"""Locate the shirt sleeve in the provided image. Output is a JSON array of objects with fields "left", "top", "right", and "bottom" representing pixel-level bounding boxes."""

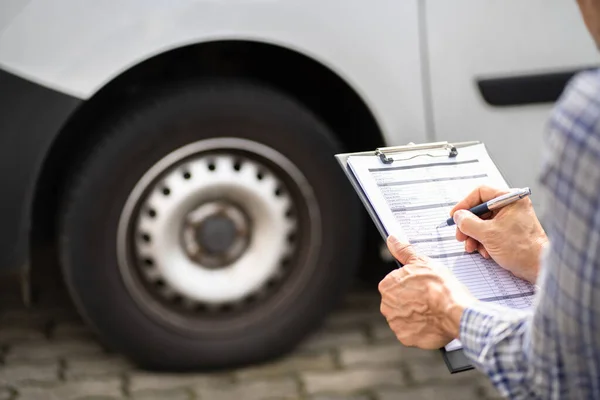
[{"left": 458, "top": 70, "right": 600, "bottom": 400}]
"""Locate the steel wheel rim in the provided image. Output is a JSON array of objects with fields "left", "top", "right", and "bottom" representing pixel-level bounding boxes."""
[{"left": 117, "top": 138, "right": 321, "bottom": 333}]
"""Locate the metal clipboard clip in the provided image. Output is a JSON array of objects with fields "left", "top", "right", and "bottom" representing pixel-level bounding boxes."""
[{"left": 374, "top": 141, "right": 480, "bottom": 164}]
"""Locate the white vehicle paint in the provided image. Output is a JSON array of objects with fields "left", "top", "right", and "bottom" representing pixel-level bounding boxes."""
[
  {"left": 425, "top": 0, "right": 598, "bottom": 212},
  {"left": 1, "top": 0, "right": 595, "bottom": 211},
  {"left": 0, "top": 0, "right": 427, "bottom": 147}
]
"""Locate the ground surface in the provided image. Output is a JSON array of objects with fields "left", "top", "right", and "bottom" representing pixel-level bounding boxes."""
[{"left": 0, "top": 269, "right": 503, "bottom": 400}]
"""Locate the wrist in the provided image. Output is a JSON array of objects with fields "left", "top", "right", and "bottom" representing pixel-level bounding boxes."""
[
  {"left": 441, "top": 294, "right": 476, "bottom": 339},
  {"left": 528, "top": 234, "right": 549, "bottom": 283}
]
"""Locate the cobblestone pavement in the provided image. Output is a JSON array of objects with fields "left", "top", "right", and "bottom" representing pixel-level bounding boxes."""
[{"left": 0, "top": 274, "right": 502, "bottom": 400}]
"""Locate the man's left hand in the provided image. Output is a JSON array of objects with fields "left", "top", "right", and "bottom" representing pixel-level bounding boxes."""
[{"left": 378, "top": 236, "right": 477, "bottom": 349}]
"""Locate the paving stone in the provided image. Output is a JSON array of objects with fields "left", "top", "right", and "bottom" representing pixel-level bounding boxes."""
[
  {"left": 5, "top": 339, "right": 103, "bottom": 362},
  {"left": 369, "top": 323, "right": 398, "bottom": 342},
  {"left": 310, "top": 394, "right": 371, "bottom": 400},
  {"left": 195, "top": 378, "right": 299, "bottom": 400},
  {"left": 129, "top": 372, "right": 229, "bottom": 394},
  {"left": 325, "top": 310, "right": 386, "bottom": 330},
  {"left": 302, "top": 368, "right": 404, "bottom": 395},
  {"left": 375, "top": 385, "right": 481, "bottom": 400},
  {"left": 0, "top": 285, "right": 492, "bottom": 400},
  {"left": 130, "top": 389, "right": 190, "bottom": 400},
  {"left": 0, "top": 327, "right": 45, "bottom": 344},
  {"left": 479, "top": 377, "right": 504, "bottom": 399},
  {"left": 0, "top": 362, "right": 58, "bottom": 385},
  {"left": 17, "top": 378, "right": 122, "bottom": 400},
  {"left": 65, "top": 356, "right": 133, "bottom": 379},
  {"left": 340, "top": 343, "right": 438, "bottom": 367},
  {"left": 235, "top": 352, "right": 335, "bottom": 380},
  {"left": 408, "top": 361, "right": 481, "bottom": 384},
  {"left": 299, "top": 329, "right": 368, "bottom": 352},
  {"left": 61, "top": 397, "right": 121, "bottom": 400},
  {"left": 0, "top": 387, "right": 12, "bottom": 400}
]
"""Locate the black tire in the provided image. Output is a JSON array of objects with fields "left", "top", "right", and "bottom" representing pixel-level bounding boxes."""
[
  {"left": 357, "top": 221, "right": 395, "bottom": 285},
  {"left": 58, "top": 79, "right": 363, "bottom": 370}
]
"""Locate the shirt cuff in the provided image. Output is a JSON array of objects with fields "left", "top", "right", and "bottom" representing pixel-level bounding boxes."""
[{"left": 458, "top": 301, "right": 528, "bottom": 366}]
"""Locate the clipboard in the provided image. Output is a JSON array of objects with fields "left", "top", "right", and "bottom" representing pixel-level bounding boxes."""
[{"left": 335, "top": 141, "right": 481, "bottom": 374}]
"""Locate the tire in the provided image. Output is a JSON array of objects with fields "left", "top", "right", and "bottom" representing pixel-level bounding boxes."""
[
  {"left": 357, "top": 221, "right": 395, "bottom": 284},
  {"left": 58, "top": 79, "right": 363, "bottom": 370}
]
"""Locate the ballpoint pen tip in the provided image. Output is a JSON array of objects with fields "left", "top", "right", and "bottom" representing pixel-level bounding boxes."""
[{"left": 436, "top": 222, "right": 447, "bottom": 229}]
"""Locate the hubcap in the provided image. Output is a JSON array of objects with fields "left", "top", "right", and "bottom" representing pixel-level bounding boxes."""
[
  {"left": 181, "top": 201, "right": 250, "bottom": 268},
  {"left": 117, "top": 138, "right": 321, "bottom": 329}
]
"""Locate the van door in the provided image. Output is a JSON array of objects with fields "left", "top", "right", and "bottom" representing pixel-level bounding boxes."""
[{"left": 424, "top": 0, "right": 598, "bottom": 213}]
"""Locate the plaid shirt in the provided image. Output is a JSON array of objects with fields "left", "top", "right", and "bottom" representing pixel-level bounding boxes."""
[{"left": 459, "top": 69, "right": 600, "bottom": 399}]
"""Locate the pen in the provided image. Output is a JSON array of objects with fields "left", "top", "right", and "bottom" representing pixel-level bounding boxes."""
[{"left": 436, "top": 187, "right": 532, "bottom": 228}]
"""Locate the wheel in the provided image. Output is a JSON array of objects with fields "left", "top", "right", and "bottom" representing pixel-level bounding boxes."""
[
  {"left": 357, "top": 222, "right": 396, "bottom": 285},
  {"left": 58, "top": 79, "right": 363, "bottom": 370}
]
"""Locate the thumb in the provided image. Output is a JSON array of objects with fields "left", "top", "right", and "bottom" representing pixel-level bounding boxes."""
[
  {"left": 453, "top": 210, "right": 489, "bottom": 242},
  {"left": 387, "top": 235, "right": 419, "bottom": 265}
]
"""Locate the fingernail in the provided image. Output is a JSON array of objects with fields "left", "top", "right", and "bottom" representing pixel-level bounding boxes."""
[
  {"left": 387, "top": 235, "right": 399, "bottom": 245},
  {"left": 453, "top": 210, "right": 465, "bottom": 225}
]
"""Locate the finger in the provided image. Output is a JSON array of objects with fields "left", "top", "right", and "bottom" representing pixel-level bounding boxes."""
[
  {"left": 450, "top": 186, "right": 510, "bottom": 216},
  {"left": 386, "top": 235, "right": 420, "bottom": 265},
  {"left": 453, "top": 210, "right": 490, "bottom": 243},
  {"left": 477, "top": 243, "right": 490, "bottom": 259},
  {"left": 465, "top": 237, "right": 479, "bottom": 253},
  {"left": 377, "top": 268, "right": 406, "bottom": 292},
  {"left": 455, "top": 229, "right": 468, "bottom": 242},
  {"left": 380, "top": 301, "right": 394, "bottom": 319}
]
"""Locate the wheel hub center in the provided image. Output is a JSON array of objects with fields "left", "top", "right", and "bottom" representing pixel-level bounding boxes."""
[
  {"left": 197, "top": 215, "right": 237, "bottom": 254},
  {"left": 182, "top": 201, "right": 250, "bottom": 269}
]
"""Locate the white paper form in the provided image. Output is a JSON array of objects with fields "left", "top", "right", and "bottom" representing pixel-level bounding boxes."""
[{"left": 347, "top": 144, "right": 535, "bottom": 352}]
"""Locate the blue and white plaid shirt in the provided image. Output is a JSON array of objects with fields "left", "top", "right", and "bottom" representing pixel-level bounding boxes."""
[{"left": 459, "top": 69, "right": 600, "bottom": 399}]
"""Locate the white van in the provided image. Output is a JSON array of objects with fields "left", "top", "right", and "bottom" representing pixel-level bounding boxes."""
[{"left": 0, "top": 0, "right": 595, "bottom": 369}]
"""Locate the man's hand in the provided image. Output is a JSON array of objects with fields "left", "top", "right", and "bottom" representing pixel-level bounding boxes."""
[
  {"left": 379, "top": 236, "right": 476, "bottom": 349},
  {"left": 450, "top": 185, "right": 548, "bottom": 284}
]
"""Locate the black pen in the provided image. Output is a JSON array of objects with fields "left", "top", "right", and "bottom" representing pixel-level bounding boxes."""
[{"left": 436, "top": 187, "right": 531, "bottom": 228}]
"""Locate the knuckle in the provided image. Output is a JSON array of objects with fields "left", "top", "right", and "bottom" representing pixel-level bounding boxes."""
[
  {"left": 380, "top": 303, "right": 387, "bottom": 316},
  {"left": 486, "top": 228, "right": 500, "bottom": 242},
  {"left": 521, "top": 197, "right": 534, "bottom": 209},
  {"left": 415, "top": 255, "right": 430, "bottom": 264},
  {"left": 395, "top": 242, "right": 413, "bottom": 255},
  {"left": 378, "top": 273, "right": 395, "bottom": 291},
  {"left": 393, "top": 266, "right": 409, "bottom": 277}
]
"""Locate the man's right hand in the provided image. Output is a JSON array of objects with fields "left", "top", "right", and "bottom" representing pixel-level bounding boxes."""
[{"left": 450, "top": 185, "right": 549, "bottom": 284}]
